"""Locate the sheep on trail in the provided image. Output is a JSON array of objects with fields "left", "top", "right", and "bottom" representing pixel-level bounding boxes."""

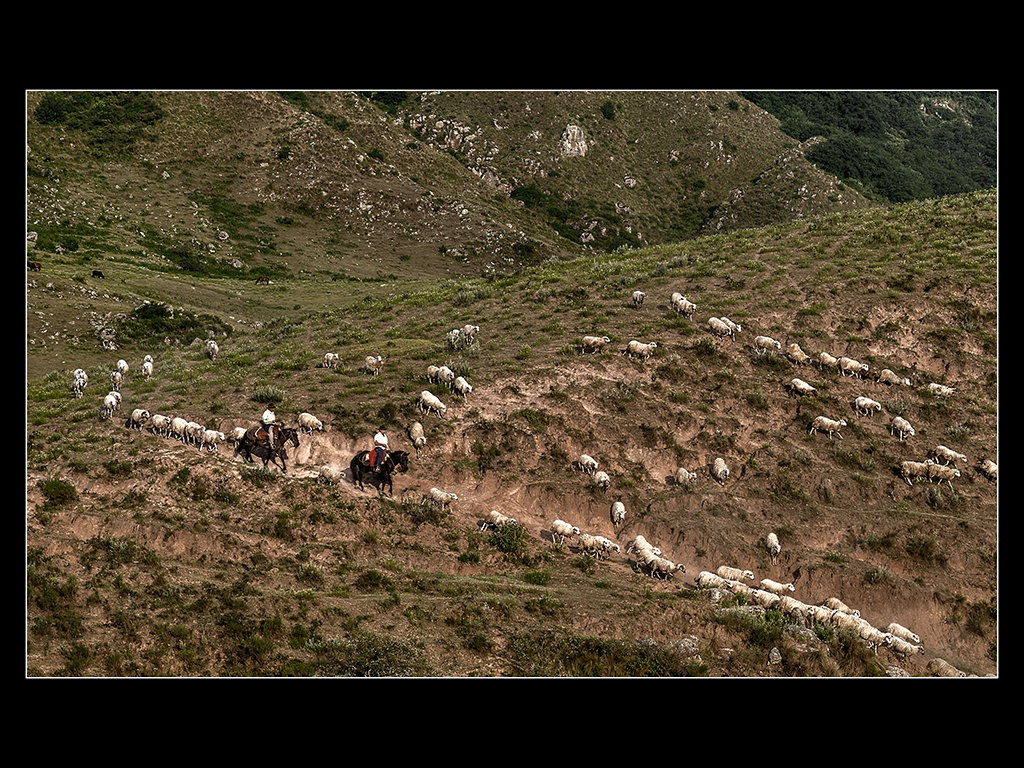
[
  {"left": 899, "top": 460, "right": 932, "bottom": 486},
  {"left": 318, "top": 466, "right": 344, "bottom": 487},
  {"left": 116, "top": 359, "right": 129, "bottom": 378},
  {"left": 670, "top": 293, "right": 697, "bottom": 318},
  {"left": 436, "top": 366, "right": 455, "bottom": 389},
  {"left": 228, "top": 427, "right": 248, "bottom": 444},
  {"left": 101, "top": 391, "right": 122, "bottom": 418},
  {"left": 853, "top": 396, "right": 882, "bottom": 417},
  {"left": 720, "top": 317, "right": 741, "bottom": 336},
  {"left": 580, "top": 335, "right": 612, "bottom": 354},
  {"left": 876, "top": 369, "right": 910, "bottom": 386},
  {"left": 627, "top": 535, "right": 660, "bottom": 556},
  {"left": 575, "top": 454, "right": 599, "bottom": 475},
  {"left": 786, "top": 378, "right": 817, "bottom": 398},
  {"left": 611, "top": 501, "right": 626, "bottom": 527},
  {"left": 809, "top": 415, "right": 847, "bottom": 440},
  {"left": 696, "top": 571, "right": 728, "bottom": 590},
  {"left": 623, "top": 340, "right": 658, "bottom": 361},
  {"left": 631, "top": 290, "right": 646, "bottom": 310},
  {"left": 717, "top": 566, "right": 755, "bottom": 582},
  {"left": 453, "top": 376, "right": 473, "bottom": 401},
  {"left": 72, "top": 371, "right": 88, "bottom": 398},
  {"left": 170, "top": 417, "right": 190, "bottom": 442},
  {"left": 418, "top": 391, "right": 447, "bottom": 418},
  {"left": 926, "top": 658, "right": 966, "bottom": 678},
  {"left": 423, "top": 487, "right": 457, "bottom": 512},
  {"left": 142, "top": 360, "right": 154, "bottom": 379},
  {"left": 550, "top": 519, "right": 580, "bottom": 546},
  {"left": 929, "top": 445, "right": 967, "bottom": 468},
  {"left": 925, "top": 461, "right": 961, "bottom": 490},
  {"left": 824, "top": 597, "right": 860, "bottom": 617},
  {"left": 200, "top": 430, "right": 226, "bottom": 452},
  {"left": 592, "top": 470, "right": 611, "bottom": 491},
  {"left": 753, "top": 335, "right": 782, "bottom": 356},
  {"left": 765, "top": 532, "right": 781, "bottom": 566},
  {"left": 817, "top": 352, "right": 840, "bottom": 371},
  {"left": 127, "top": 408, "right": 150, "bottom": 431},
  {"left": 480, "top": 510, "right": 518, "bottom": 531},
  {"left": 673, "top": 467, "right": 697, "bottom": 486},
  {"left": 786, "top": 343, "right": 811, "bottom": 366},
  {"left": 408, "top": 422, "right": 427, "bottom": 457},
  {"left": 888, "top": 636, "right": 926, "bottom": 660},
  {"left": 760, "top": 578, "right": 795, "bottom": 595},
  {"left": 426, "top": 365, "right": 441, "bottom": 384},
  {"left": 648, "top": 555, "right": 684, "bottom": 581},
  {"left": 926, "top": 382, "right": 957, "bottom": 397},
  {"left": 885, "top": 623, "right": 921, "bottom": 645},
  {"left": 890, "top": 416, "right": 915, "bottom": 441},
  {"left": 980, "top": 458, "right": 998, "bottom": 482},
  {"left": 150, "top": 414, "right": 173, "bottom": 437},
  {"left": 207, "top": 340, "right": 219, "bottom": 361},
  {"left": 711, "top": 457, "right": 729, "bottom": 486},
  {"left": 708, "top": 317, "right": 734, "bottom": 340},
  {"left": 297, "top": 412, "right": 324, "bottom": 435},
  {"left": 109, "top": 370, "right": 123, "bottom": 392},
  {"left": 838, "top": 356, "right": 869, "bottom": 378}
]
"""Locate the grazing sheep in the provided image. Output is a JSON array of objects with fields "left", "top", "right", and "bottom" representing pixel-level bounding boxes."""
[
  {"left": 207, "top": 340, "right": 219, "bottom": 361},
  {"left": 592, "top": 470, "right": 611, "bottom": 491},
  {"left": 297, "top": 412, "right": 324, "bottom": 435},
  {"left": 580, "top": 335, "right": 612, "bottom": 354},
  {"left": 753, "top": 335, "right": 782, "bottom": 356},
  {"left": 627, "top": 535, "right": 660, "bottom": 556},
  {"left": 711, "top": 457, "right": 729, "bottom": 486},
  {"left": 426, "top": 365, "right": 441, "bottom": 384},
  {"left": 888, "top": 636, "right": 926, "bottom": 660},
  {"left": 853, "top": 396, "right": 883, "bottom": 417},
  {"left": 200, "top": 430, "right": 226, "bottom": 452},
  {"left": 550, "top": 519, "right": 580, "bottom": 546},
  {"left": 817, "top": 352, "right": 840, "bottom": 372},
  {"left": 363, "top": 355, "right": 385, "bottom": 376},
  {"left": 127, "top": 408, "right": 150, "bottom": 431},
  {"left": 876, "top": 368, "right": 910, "bottom": 386},
  {"left": 323, "top": 352, "right": 340, "bottom": 369},
  {"left": 424, "top": 487, "right": 457, "bottom": 512},
  {"left": 611, "top": 501, "right": 626, "bottom": 527},
  {"left": 765, "top": 532, "right": 781, "bottom": 566},
  {"left": 885, "top": 623, "right": 921, "bottom": 645},
  {"left": 418, "top": 390, "right": 447, "bottom": 418},
  {"left": 899, "top": 460, "right": 932, "bottom": 486},
  {"left": 760, "top": 578, "right": 795, "bottom": 595},
  {"left": 926, "top": 382, "right": 957, "bottom": 397},
  {"left": 786, "top": 378, "right": 817, "bottom": 398},
  {"left": 318, "top": 466, "right": 344, "bottom": 487},
  {"left": 890, "top": 416, "right": 915, "bottom": 441},
  {"left": 809, "top": 415, "right": 847, "bottom": 440},
  {"left": 631, "top": 290, "right": 646, "bottom": 309},
  {"left": 980, "top": 458, "right": 998, "bottom": 482},
  {"left": 696, "top": 571, "right": 728, "bottom": 590},
  {"left": 717, "top": 566, "right": 755, "bottom": 582},
  {"left": 453, "top": 376, "right": 473, "bottom": 401},
  {"left": 929, "top": 445, "right": 967, "bottom": 468},
  {"left": 408, "top": 422, "right": 427, "bottom": 457},
  {"left": 109, "top": 370, "right": 123, "bottom": 392},
  {"left": 623, "top": 340, "right": 658, "bottom": 361},
  {"left": 480, "top": 510, "right": 518, "bottom": 531},
  {"left": 436, "top": 366, "right": 455, "bottom": 389},
  {"left": 708, "top": 317, "right": 734, "bottom": 339},
  {"left": 670, "top": 292, "right": 697, "bottom": 318},
  {"left": 575, "top": 454, "right": 599, "bottom": 475},
  {"left": 926, "top": 658, "right": 966, "bottom": 678},
  {"left": 786, "top": 342, "right": 811, "bottom": 366},
  {"left": 101, "top": 393, "right": 121, "bottom": 419},
  {"left": 824, "top": 597, "right": 860, "bottom": 618},
  {"left": 150, "top": 414, "right": 173, "bottom": 437},
  {"left": 720, "top": 317, "right": 741, "bottom": 336},
  {"left": 838, "top": 357, "right": 869, "bottom": 378},
  {"left": 673, "top": 467, "right": 697, "bottom": 486},
  {"left": 925, "top": 461, "right": 961, "bottom": 490},
  {"left": 142, "top": 360, "right": 154, "bottom": 379},
  {"left": 460, "top": 325, "right": 480, "bottom": 344}
]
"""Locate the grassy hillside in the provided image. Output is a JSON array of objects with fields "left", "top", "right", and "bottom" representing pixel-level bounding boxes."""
[{"left": 26, "top": 92, "right": 998, "bottom": 678}]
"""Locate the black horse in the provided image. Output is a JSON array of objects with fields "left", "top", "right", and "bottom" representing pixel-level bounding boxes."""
[
  {"left": 350, "top": 450, "right": 410, "bottom": 496},
  {"left": 238, "top": 425, "right": 300, "bottom": 473}
]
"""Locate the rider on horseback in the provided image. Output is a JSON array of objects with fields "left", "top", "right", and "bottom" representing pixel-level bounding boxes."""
[
  {"left": 372, "top": 426, "right": 389, "bottom": 473},
  {"left": 261, "top": 403, "right": 277, "bottom": 449}
]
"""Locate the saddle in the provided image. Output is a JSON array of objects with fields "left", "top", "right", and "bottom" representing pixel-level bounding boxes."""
[{"left": 255, "top": 424, "right": 279, "bottom": 443}]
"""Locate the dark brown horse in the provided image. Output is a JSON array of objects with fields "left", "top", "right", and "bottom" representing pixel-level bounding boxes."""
[
  {"left": 349, "top": 450, "right": 409, "bottom": 496},
  {"left": 238, "top": 424, "right": 300, "bottom": 473}
]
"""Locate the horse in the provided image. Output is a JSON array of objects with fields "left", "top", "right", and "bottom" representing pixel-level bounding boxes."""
[
  {"left": 349, "top": 450, "right": 410, "bottom": 496},
  {"left": 238, "top": 424, "right": 300, "bottom": 473}
]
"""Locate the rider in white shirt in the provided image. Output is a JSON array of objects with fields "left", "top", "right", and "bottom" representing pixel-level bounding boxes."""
[
  {"left": 261, "top": 404, "right": 277, "bottom": 448},
  {"left": 373, "top": 426, "right": 389, "bottom": 473}
]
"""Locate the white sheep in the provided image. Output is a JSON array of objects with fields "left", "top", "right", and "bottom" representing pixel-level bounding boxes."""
[
  {"left": 670, "top": 292, "right": 697, "bottom": 318},
  {"left": 418, "top": 390, "right": 447, "bottom": 418},
  {"left": 824, "top": 597, "right": 860, "bottom": 618},
  {"left": 101, "top": 392, "right": 121, "bottom": 419},
  {"left": 888, "top": 636, "right": 926, "bottom": 660},
  {"left": 424, "top": 487, "right": 458, "bottom": 512},
  {"left": 806, "top": 605, "right": 836, "bottom": 624},
  {"left": 594, "top": 535, "right": 620, "bottom": 557},
  {"left": 453, "top": 376, "right": 473, "bottom": 401},
  {"left": 436, "top": 366, "right": 455, "bottom": 388},
  {"left": 623, "top": 340, "right": 658, "bottom": 361},
  {"left": 116, "top": 359, "right": 129, "bottom": 378},
  {"left": 142, "top": 360, "right": 154, "bottom": 379},
  {"left": 759, "top": 578, "right": 796, "bottom": 595},
  {"left": 577, "top": 533, "right": 602, "bottom": 558},
  {"left": 631, "top": 290, "right": 646, "bottom": 309},
  {"left": 575, "top": 454, "right": 599, "bottom": 475},
  {"left": 838, "top": 356, "right": 869, "bottom": 378},
  {"left": 318, "top": 466, "right": 344, "bottom": 487},
  {"left": 723, "top": 579, "right": 755, "bottom": 598},
  {"left": 127, "top": 408, "right": 150, "bottom": 431},
  {"left": 750, "top": 588, "right": 781, "bottom": 609},
  {"left": 592, "top": 470, "right": 611, "bottom": 491},
  {"left": 876, "top": 368, "right": 910, "bottom": 386},
  {"left": 721, "top": 317, "right": 741, "bottom": 336},
  {"left": 72, "top": 371, "right": 89, "bottom": 398},
  {"left": 929, "top": 445, "right": 967, "bottom": 468},
  {"left": 710, "top": 457, "right": 730, "bottom": 486},
  {"left": 480, "top": 510, "right": 518, "bottom": 531},
  {"left": 925, "top": 461, "right": 961, "bottom": 490},
  {"left": 926, "top": 657, "right": 966, "bottom": 678},
  {"left": 297, "top": 412, "right": 324, "bottom": 434},
  {"left": 853, "top": 396, "right": 882, "bottom": 417},
  {"left": 426, "top": 365, "right": 441, "bottom": 384},
  {"left": 786, "top": 342, "right": 811, "bottom": 366},
  {"left": 550, "top": 519, "right": 581, "bottom": 546},
  {"left": 753, "top": 335, "right": 782, "bottom": 355},
  {"left": 885, "top": 622, "right": 921, "bottom": 645},
  {"left": 817, "top": 352, "right": 840, "bottom": 371},
  {"left": 170, "top": 417, "right": 190, "bottom": 442},
  {"left": 899, "top": 460, "right": 932, "bottom": 486},
  {"left": 150, "top": 414, "right": 173, "bottom": 437},
  {"left": 580, "top": 335, "right": 612, "bottom": 354},
  {"left": 980, "top": 458, "right": 998, "bottom": 482},
  {"left": 109, "top": 370, "right": 123, "bottom": 392},
  {"left": 363, "top": 355, "right": 384, "bottom": 376},
  {"left": 648, "top": 555, "right": 684, "bottom": 581},
  {"left": 926, "top": 382, "right": 957, "bottom": 397},
  {"left": 809, "top": 415, "right": 847, "bottom": 440},
  {"left": 207, "top": 340, "right": 219, "bottom": 361},
  {"left": 627, "top": 535, "right": 660, "bottom": 556},
  {"left": 890, "top": 416, "right": 915, "bottom": 441},
  {"left": 777, "top": 595, "right": 813, "bottom": 620},
  {"left": 611, "top": 501, "right": 626, "bottom": 526},
  {"left": 828, "top": 609, "right": 863, "bottom": 631},
  {"left": 857, "top": 623, "right": 894, "bottom": 654},
  {"left": 717, "top": 566, "right": 755, "bottom": 582},
  {"left": 695, "top": 571, "right": 728, "bottom": 590},
  {"left": 408, "top": 422, "right": 427, "bottom": 457},
  {"left": 185, "top": 421, "right": 206, "bottom": 446},
  {"left": 323, "top": 352, "right": 340, "bottom": 369},
  {"left": 673, "top": 467, "right": 697, "bottom": 486},
  {"left": 460, "top": 324, "right": 480, "bottom": 344},
  {"left": 765, "top": 532, "right": 781, "bottom": 566},
  {"left": 228, "top": 426, "right": 248, "bottom": 444},
  {"left": 143, "top": 355, "right": 153, "bottom": 365},
  {"left": 708, "top": 317, "right": 734, "bottom": 339},
  {"left": 787, "top": 378, "right": 817, "bottom": 398},
  {"left": 200, "top": 429, "right": 226, "bottom": 452}
]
